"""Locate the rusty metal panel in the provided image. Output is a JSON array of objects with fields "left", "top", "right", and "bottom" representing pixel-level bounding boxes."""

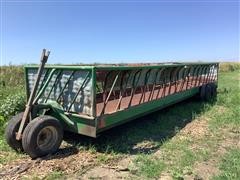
[{"left": 95, "top": 63, "right": 219, "bottom": 117}]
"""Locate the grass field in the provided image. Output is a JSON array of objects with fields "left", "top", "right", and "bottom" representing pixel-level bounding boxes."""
[{"left": 0, "top": 63, "right": 239, "bottom": 179}]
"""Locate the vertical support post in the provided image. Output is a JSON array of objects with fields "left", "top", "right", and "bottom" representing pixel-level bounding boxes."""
[
  {"left": 139, "top": 69, "right": 151, "bottom": 104},
  {"left": 198, "top": 66, "right": 205, "bottom": 86},
  {"left": 115, "top": 71, "right": 131, "bottom": 111},
  {"left": 101, "top": 72, "right": 120, "bottom": 115},
  {"left": 199, "top": 66, "right": 206, "bottom": 86},
  {"left": 156, "top": 68, "right": 166, "bottom": 99},
  {"left": 92, "top": 67, "right": 96, "bottom": 118},
  {"left": 194, "top": 66, "right": 201, "bottom": 87},
  {"left": 128, "top": 70, "right": 142, "bottom": 108},
  {"left": 216, "top": 63, "right": 219, "bottom": 86},
  {"left": 149, "top": 68, "right": 161, "bottom": 101}
]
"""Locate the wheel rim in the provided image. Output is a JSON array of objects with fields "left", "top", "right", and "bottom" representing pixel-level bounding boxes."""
[{"left": 37, "top": 126, "right": 58, "bottom": 150}]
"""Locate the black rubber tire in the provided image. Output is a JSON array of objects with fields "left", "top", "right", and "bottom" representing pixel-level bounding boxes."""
[
  {"left": 200, "top": 84, "right": 207, "bottom": 100},
  {"left": 200, "top": 83, "right": 215, "bottom": 101},
  {"left": 22, "top": 115, "right": 63, "bottom": 159},
  {"left": 204, "top": 84, "right": 212, "bottom": 101},
  {"left": 209, "top": 83, "right": 217, "bottom": 98},
  {"left": 5, "top": 112, "right": 24, "bottom": 151}
]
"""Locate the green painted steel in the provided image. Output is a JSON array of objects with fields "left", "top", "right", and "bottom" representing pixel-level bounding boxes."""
[
  {"left": 36, "top": 100, "right": 97, "bottom": 137},
  {"left": 94, "top": 62, "right": 218, "bottom": 71},
  {"left": 25, "top": 62, "right": 218, "bottom": 71},
  {"left": 24, "top": 65, "right": 94, "bottom": 70}
]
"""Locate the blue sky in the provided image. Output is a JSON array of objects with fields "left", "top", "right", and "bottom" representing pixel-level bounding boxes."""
[{"left": 0, "top": 0, "right": 239, "bottom": 65}]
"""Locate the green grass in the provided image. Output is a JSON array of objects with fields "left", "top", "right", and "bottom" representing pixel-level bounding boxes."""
[
  {"left": 212, "top": 149, "right": 240, "bottom": 180},
  {"left": 134, "top": 154, "right": 165, "bottom": 178},
  {"left": 45, "top": 171, "right": 64, "bottom": 180},
  {"left": 0, "top": 66, "right": 26, "bottom": 164},
  {"left": 219, "top": 62, "right": 240, "bottom": 72}
]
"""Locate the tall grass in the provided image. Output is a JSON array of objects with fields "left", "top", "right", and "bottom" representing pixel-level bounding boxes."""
[
  {"left": 219, "top": 62, "right": 240, "bottom": 72},
  {"left": 0, "top": 65, "right": 25, "bottom": 118}
]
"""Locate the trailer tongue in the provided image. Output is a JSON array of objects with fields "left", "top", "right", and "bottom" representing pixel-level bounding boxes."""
[
  {"left": 16, "top": 49, "right": 50, "bottom": 140},
  {"left": 5, "top": 50, "right": 219, "bottom": 158}
]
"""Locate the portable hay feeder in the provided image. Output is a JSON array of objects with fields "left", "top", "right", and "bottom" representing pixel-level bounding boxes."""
[{"left": 5, "top": 49, "right": 219, "bottom": 158}]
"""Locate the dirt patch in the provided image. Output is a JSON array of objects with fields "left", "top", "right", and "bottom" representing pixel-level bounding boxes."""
[
  {"left": 0, "top": 144, "right": 129, "bottom": 179},
  {"left": 78, "top": 157, "right": 135, "bottom": 180},
  {"left": 0, "top": 144, "right": 97, "bottom": 179},
  {"left": 132, "top": 140, "right": 158, "bottom": 154},
  {"left": 179, "top": 117, "right": 209, "bottom": 139},
  {"left": 159, "top": 173, "right": 173, "bottom": 180},
  {"left": 191, "top": 160, "right": 220, "bottom": 180},
  {"left": 81, "top": 166, "right": 129, "bottom": 180}
]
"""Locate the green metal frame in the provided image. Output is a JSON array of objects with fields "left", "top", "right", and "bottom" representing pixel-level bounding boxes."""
[{"left": 24, "top": 62, "right": 219, "bottom": 138}]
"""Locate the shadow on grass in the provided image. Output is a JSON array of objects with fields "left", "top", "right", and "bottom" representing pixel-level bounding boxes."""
[{"left": 63, "top": 97, "right": 216, "bottom": 156}]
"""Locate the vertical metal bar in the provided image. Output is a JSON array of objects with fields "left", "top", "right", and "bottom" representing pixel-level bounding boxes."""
[
  {"left": 128, "top": 70, "right": 142, "bottom": 108},
  {"left": 214, "top": 64, "right": 218, "bottom": 82},
  {"left": 216, "top": 63, "right": 219, "bottom": 85},
  {"left": 209, "top": 65, "right": 213, "bottom": 83},
  {"left": 204, "top": 66, "right": 209, "bottom": 84},
  {"left": 203, "top": 66, "right": 208, "bottom": 84},
  {"left": 162, "top": 68, "right": 171, "bottom": 98},
  {"left": 198, "top": 66, "right": 205, "bottom": 86},
  {"left": 92, "top": 67, "right": 97, "bottom": 118},
  {"left": 206, "top": 65, "right": 213, "bottom": 83},
  {"left": 179, "top": 66, "right": 188, "bottom": 92},
  {"left": 167, "top": 68, "right": 173, "bottom": 95},
  {"left": 185, "top": 66, "right": 192, "bottom": 90},
  {"left": 149, "top": 68, "right": 161, "bottom": 101},
  {"left": 115, "top": 71, "right": 131, "bottom": 111},
  {"left": 101, "top": 72, "right": 120, "bottom": 115},
  {"left": 192, "top": 66, "right": 197, "bottom": 87},
  {"left": 188, "top": 66, "right": 195, "bottom": 89},
  {"left": 209, "top": 65, "right": 214, "bottom": 82},
  {"left": 210, "top": 64, "right": 216, "bottom": 82},
  {"left": 176, "top": 67, "right": 184, "bottom": 92},
  {"left": 67, "top": 71, "right": 90, "bottom": 112},
  {"left": 102, "top": 71, "right": 113, "bottom": 103},
  {"left": 156, "top": 68, "right": 166, "bottom": 99},
  {"left": 174, "top": 66, "right": 181, "bottom": 92},
  {"left": 174, "top": 66, "right": 182, "bottom": 93},
  {"left": 115, "top": 71, "right": 125, "bottom": 111},
  {"left": 194, "top": 66, "right": 201, "bottom": 87},
  {"left": 139, "top": 69, "right": 151, "bottom": 104},
  {"left": 168, "top": 67, "right": 177, "bottom": 95},
  {"left": 199, "top": 66, "right": 206, "bottom": 86}
]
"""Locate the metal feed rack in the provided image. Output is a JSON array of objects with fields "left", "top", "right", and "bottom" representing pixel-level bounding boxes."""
[{"left": 5, "top": 50, "right": 219, "bottom": 158}]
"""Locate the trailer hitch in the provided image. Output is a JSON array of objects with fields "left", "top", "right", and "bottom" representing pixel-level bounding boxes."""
[{"left": 16, "top": 49, "right": 50, "bottom": 140}]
